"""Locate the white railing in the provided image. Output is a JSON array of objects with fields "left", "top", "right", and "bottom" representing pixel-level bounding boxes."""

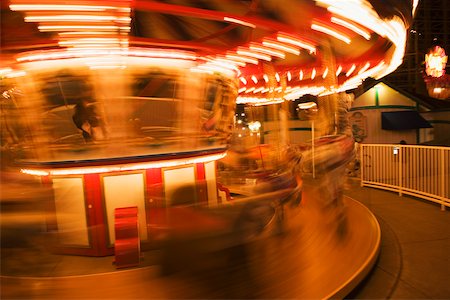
[{"left": 360, "top": 144, "right": 450, "bottom": 210}]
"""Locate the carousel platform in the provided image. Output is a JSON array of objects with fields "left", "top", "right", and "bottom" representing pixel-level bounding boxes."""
[{"left": 1, "top": 177, "right": 386, "bottom": 299}]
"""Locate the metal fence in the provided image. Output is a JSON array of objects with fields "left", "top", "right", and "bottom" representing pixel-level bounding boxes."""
[{"left": 360, "top": 144, "right": 450, "bottom": 210}]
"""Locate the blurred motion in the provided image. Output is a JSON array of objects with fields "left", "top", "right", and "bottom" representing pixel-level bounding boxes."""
[
  {"left": 0, "top": 150, "right": 54, "bottom": 277},
  {"left": 1, "top": 66, "right": 236, "bottom": 163},
  {"left": 0, "top": 0, "right": 421, "bottom": 297}
]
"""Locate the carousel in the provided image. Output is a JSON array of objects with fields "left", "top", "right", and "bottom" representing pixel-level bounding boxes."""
[{"left": 1, "top": 0, "right": 417, "bottom": 294}]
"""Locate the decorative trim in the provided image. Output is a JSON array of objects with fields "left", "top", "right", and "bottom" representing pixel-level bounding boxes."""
[
  {"left": 21, "top": 151, "right": 226, "bottom": 176},
  {"left": 19, "top": 147, "right": 227, "bottom": 168},
  {"left": 350, "top": 105, "right": 416, "bottom": 111}
]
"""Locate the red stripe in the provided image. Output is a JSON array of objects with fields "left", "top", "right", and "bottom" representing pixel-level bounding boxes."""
[
  {"left": 145, "top": 168, "right": 166, "bottom": 239},
  {"left": 84, "top": 173, "right": 111, "bottom": 256},
  {"left": 196, "top": 163, "right": 208, "bottom": 205}
]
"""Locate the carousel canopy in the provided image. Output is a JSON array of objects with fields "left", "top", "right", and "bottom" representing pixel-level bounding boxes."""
[{"left": 1, "top": 0, "right": 418, "bottom": 104}]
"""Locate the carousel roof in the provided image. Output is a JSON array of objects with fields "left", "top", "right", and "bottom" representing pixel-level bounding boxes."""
[{"left": 1, "top": 0, "right": 418, "bottom": 104}]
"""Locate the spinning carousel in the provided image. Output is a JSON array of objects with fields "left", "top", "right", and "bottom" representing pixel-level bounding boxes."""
[{"left": 1, "top": 0, "right": 416, "bottom": 263}]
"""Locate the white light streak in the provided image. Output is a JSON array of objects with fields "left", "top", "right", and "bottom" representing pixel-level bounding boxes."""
[
  {"left": 331, "top": 16, "right": 371, "bottom": 40},
  {"left": 284, "top": 86, "right": 326, "bottom": 100},
  {"left": 226, "top": 54, "right": 259, "bottom": 65},
  {"left": 262, "top": 40, "right": 300, "bottom": 55},
  {"left": 0, "top": 68, "right": 13, "bottom": 76},
  {"left": 59, "top": 38, "right": 128, "bottom": 46},
  {"left": 236, "top": 96, "right": 284, "bottom": 105},
  {"left": 59, "top": 31, "right": 119, "bottom": 36},
  {"left": 322, "top": 67, "right": 328, "bottom": 78},
  {"left": 311, "top": 23, "right": 351, "bottom": 44},
  {"left": 277, "top": 33, "right": 317, "bottom": 54},
  {"left": 253, "top": 87, "right": 265, "bottom": 93},
  {"left": 215, "top": 57, "right": 246, "bottom": 67},
  {"left": 357, "top": 62, "right": 371, "bottom": 75},
  {"left": 38, "top": 25, "right": 131, "bottom": 32},
  {"left": 16, "top": 48, "right": 197, "bottom": 62},
  {"left": 346, "top": 64, "right": 356, "bottom": 77},
  {"left": 224, "top": 17, "right": 256, "bottom": 28},
  {"left": 249, "top": 44, "right": 285, "bottom": 58},
  {"left": 237, "top": 49, "right": 272, "bottom": 61},
  {"left": 5, "top": 71, "right": 27, "bottom": 78},
  {"left": 25, "top": 15, "right": 131, "bottom": 22},
  {"left": 10, "top": 4, "right": 130, "bottom": 12}
]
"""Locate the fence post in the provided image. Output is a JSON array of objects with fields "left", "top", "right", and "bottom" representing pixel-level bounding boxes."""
[
  {"left": 360, "top": 144, "right": 364, "bottom": 187},
  {"left": 398, "top": 146, "right": 403, "bottom": 197},
  {"left": 440, "top": 148, "right": 446, "bottom": 211}
]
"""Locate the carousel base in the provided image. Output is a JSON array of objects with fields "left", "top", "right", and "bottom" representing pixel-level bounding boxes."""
[{"left": 1, "top": 181, "right": 380, "bottom": 299}]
